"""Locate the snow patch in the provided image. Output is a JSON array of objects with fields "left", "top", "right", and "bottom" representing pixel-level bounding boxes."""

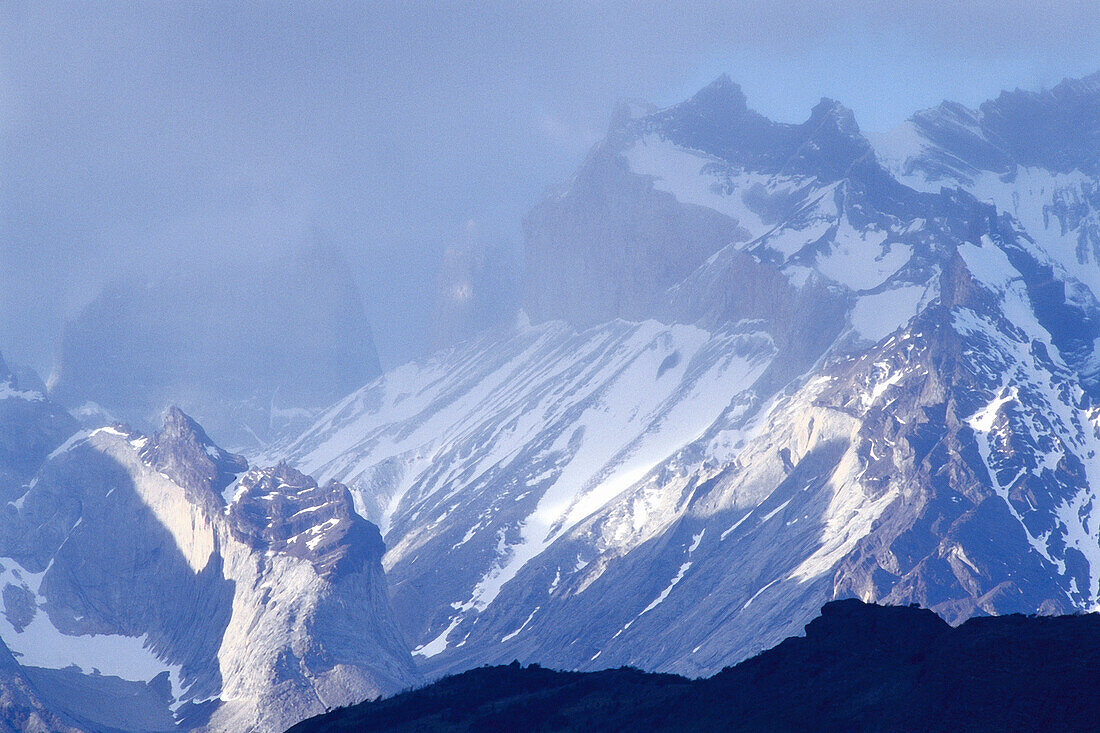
[
  {"left": 0, "top": 560, "right": 185, "bottom": 703},
  {"left": 0, "top": 380, "right": 44, "bottom": 402},
  {"left": 413, "top": 615, "right": 463, "bottom": 659},
  {"left": 624, "top": 134, "right": 774, "bottom": 239},
  {"left": 501, "top": 607, "right": 539, "bottom": 643}
]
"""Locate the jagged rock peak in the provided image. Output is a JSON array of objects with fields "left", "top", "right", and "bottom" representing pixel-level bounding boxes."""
[
  {"left": 808, "top": 97, "right": 861, "bottom": 135},
  {"left": 918, "top": 69, "right": 1100, "bottom": 174},
  {"left": 158, "top": 405, "right": 218, "bottom": 446},
  {"left": 994, "top": 69, "right": 1100, "bottom": 104},
  {"left": 909, "top": 71, "right": 1100, "bottom": 134},
  {"left": 649, "top": 75, "right": 872, "bottom": 176},
  {"left": 228, "top": 462, "right": 383, "bottom": 577},
  {"left": 146, "top": 406, "right": 248, "bottom": 511},
  {"left": 911, "top": 98, "right": 982, "bottom": 127}
]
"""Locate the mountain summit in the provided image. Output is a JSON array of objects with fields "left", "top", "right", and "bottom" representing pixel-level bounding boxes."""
[{"left": 275, "top": 72, "right": 1100, "bottom": 681}]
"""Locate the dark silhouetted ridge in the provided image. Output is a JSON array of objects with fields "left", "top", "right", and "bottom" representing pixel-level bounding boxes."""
[{"left": 288, "top": 599, "right": 1100, "bottom": 732}]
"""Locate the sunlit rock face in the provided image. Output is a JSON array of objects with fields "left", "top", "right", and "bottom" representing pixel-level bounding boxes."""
[
  {"left": 0, "top": 399, "right": 417, "bottom": 732},
  {"left": 48, "top": 243, "right": 381, "bottom": 453},
  {"left": 275, "top": 72, "right": 1100, "bottom": 681}
]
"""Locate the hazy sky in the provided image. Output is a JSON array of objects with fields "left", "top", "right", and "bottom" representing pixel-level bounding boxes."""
[{"left": 2, "top": 1, "right": 1098, "bottom": 370}]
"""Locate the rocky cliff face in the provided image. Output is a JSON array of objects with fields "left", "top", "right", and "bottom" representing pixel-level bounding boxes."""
[{"left": 0, "top": 394, "right": 417, "bottom": 731}]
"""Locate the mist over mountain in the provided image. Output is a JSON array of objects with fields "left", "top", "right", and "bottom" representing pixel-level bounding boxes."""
[
  {"left": 6, "top": 3, "right": 1099, "bottom": 377},
  {"left": 48, "top": 243, "right": 381, "bottom": 452},
  {"left": 4, "top": 55, "right": 1100, "bottom": 732},
  {"left": 429, "top": 239, "right": 522, "bottom": 353}
]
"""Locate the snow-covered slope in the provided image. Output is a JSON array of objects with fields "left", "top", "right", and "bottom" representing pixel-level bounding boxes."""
[
  {"left": 872, "top": 73, "right": 1100, "bottom": 383},
  {"left": 275, "top": 73, "right": 1100, "bottom": 680},
  {"left": 272, "top": 319, "right": 775, "bottom": 659},
  {"left": 0, "top": 402, "right": 417, "bottom": 731}
]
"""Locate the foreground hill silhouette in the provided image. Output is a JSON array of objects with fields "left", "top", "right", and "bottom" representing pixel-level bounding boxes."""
[{"left": 288, "top": 599, "right": 1100, "bottom": 732}]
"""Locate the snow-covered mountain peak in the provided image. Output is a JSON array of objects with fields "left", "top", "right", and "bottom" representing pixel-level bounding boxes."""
[
  {"left": 808, "top": 97, "right": 860, "bottom": 132},
  {"left": 634, "top": 77, "right": 871, "bottom": 181},
  {"left": 273, "top": 73, "right": 1100, "bottom": 685},
  {"left": 876, "top": 70, "right": 1100, "bottom": 181},
  {"left": 525, "top": 78, "right": 892, "bottom": 332},
  {"left": 868, "top": 74, "right": 1100, "bottom": 384}
]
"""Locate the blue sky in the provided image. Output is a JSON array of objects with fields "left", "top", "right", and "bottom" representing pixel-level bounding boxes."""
[{"left": 2, "top": 1, "right": 1098, "bottom": 368}]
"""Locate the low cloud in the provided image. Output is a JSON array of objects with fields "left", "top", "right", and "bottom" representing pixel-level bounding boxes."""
[{"left": 2, "top": 1, "right": 1096, "bottom": 370}]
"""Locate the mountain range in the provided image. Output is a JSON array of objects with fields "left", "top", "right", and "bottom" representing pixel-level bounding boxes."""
[
  {"left": 2, "top": 71, "right": 1100, "bottom": 730},
  {"left": 273, "top": 71, "right": 1100, "bottom": 680}
]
